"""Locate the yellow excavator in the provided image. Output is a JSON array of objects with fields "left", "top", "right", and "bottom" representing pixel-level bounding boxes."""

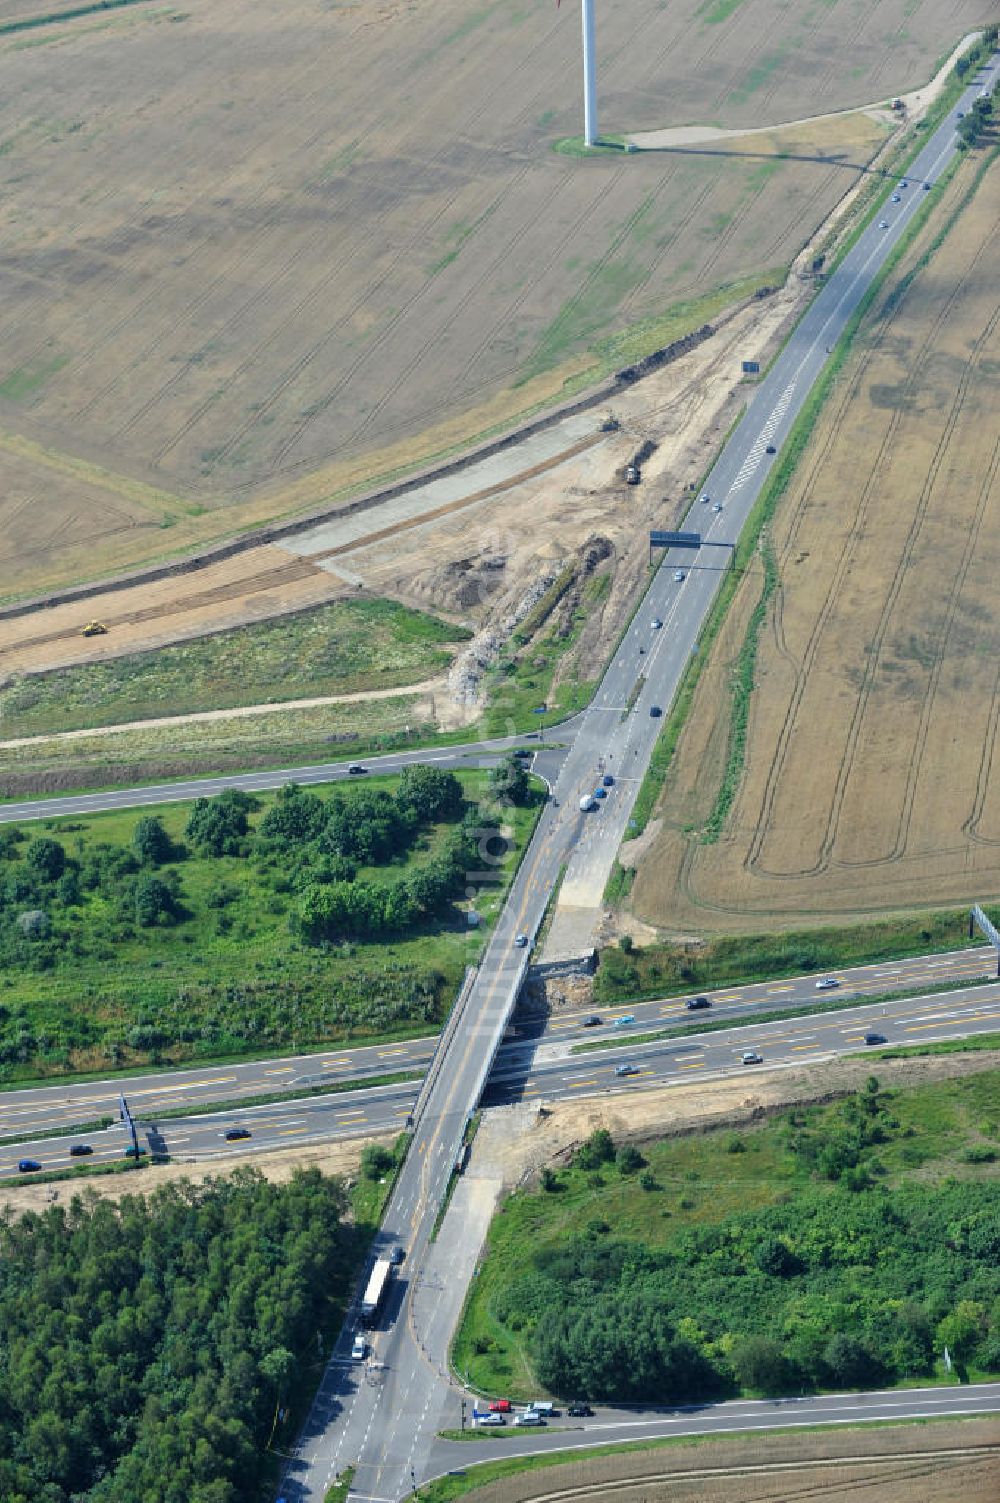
[{"left": 81, "top": 620, "right": 108, "bottom": 637}]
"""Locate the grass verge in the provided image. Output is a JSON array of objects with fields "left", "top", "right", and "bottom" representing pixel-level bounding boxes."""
[{"left": 594, "top": 913, "right": 991, "bottom": 1006}]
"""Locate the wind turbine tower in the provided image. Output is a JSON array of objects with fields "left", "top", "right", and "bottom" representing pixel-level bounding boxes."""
[{"left": 581, "top": 0, "right": 598, "bottom": 146}]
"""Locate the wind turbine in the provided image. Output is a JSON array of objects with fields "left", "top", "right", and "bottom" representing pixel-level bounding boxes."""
[{"left": 558, "top": 0, "right": 598, "bottom": 146}]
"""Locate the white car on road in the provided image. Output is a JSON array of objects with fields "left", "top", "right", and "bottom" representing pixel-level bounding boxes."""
[{"left": 815, "top": 976, "right": 840, "bottom": 990}]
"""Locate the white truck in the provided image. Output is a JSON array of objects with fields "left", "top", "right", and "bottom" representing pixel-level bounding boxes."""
[
  {"left": 360, "top": 1257, "right": 393, "bottom": 1325},
  {"left": 579, "top": 795, "right": 597, "bottom": 812}
]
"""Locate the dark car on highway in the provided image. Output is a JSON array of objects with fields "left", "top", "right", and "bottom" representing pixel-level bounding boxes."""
[
  {"left": 568, "top": 1403, "right": 593, "bottom": 1417},
  {"left": 582, "top": 1015, "right": 602, "bottom": 1028},
  {"left": 685, "top": 996, "right": 711, "bottom": 1010},
  {"left": 69, "top": 1143, "right": 93, "bottom": 1157},
  {"left": 864, "top": 1032, "right": 887, "bottom": 1046},
  {"left": 224, "top": 1128, "right": 252, "bottom": 1141},
  {"left": 347, "top": 764, "right": 368, "bottom": 775},
  {"left": 649, "top": 705, "right": 662, "bottom": 717}
]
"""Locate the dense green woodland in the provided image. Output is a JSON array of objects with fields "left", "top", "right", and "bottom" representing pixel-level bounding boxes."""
[
  {"left": 0, "top": 1169, "right": 357, "bottom": 1503},
  {"left": 460, "top": 1075, "right": 1000, "bottom": 1402},
  {"left": 0, "top": 761, "right": 532, "bottom": 1077}
]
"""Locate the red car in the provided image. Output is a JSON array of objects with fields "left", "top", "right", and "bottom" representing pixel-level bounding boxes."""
[{"left": 489, "top": 1399, "right": 512, "bottom": 1413}]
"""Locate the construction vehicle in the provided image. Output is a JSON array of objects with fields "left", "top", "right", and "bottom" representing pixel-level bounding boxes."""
[
  {"left": 600, "top": 413, "right": 620, "bottom": 432},
  {"left": 81, "top": 621, "right": 108, "bottom": 637},
  {"left": 625, "top": 464, "right": 641, "bottom": 485}
]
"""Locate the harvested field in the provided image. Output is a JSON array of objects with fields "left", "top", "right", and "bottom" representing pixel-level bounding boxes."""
[
  {"left": 0, "top": 0, "right": 976, "bottom": 599},
  {"left": 438, "top": 1421, "right": 1000, "bottom": 1503},
  {"left": 631, "top": 150, "right": 1000, "bottom": 932}
]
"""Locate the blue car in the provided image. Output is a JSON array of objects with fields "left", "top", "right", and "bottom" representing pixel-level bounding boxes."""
[
  {"left": 613, "top": 1015, "right": 636, "bottom": 1028},
  {"left": 593, "top": 788, "right": 607, "bottom": 800}
]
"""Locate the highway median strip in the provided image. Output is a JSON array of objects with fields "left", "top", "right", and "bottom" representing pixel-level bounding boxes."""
[
  {"left": 0, "top": 1070, "right": 424, "bottom": 1154},
  {"left": 569, "top": 977, "right": 999, "bottom": 1056}
]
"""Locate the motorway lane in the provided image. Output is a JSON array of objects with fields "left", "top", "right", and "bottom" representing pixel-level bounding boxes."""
[
  {"left": 485, "top": 983, "right": 1000, "bottom": 1105},
  {"left": 0, "top": 944, "right": 991, "bottom": 1147},
  {"left": 0, "top": 1080, "right": 421, "bottom": 1179},
  {"left": 0, "top": 1038, "right": 437, "bottom": 1140},
  {"left": 2, "top": 947, "right": 995, "bottom": 1174},
  {"left": 428, "top": 1383, "right": 1000, "bottom": 1475},
  {"left": 0, "top": 944, "right": 991, "bottom": 1144},
  {"left": 0, "top": 943, "right": 991, "bottom": 1144},
  {"left": 0, "top": 731, "right": 571, "bottom": 825},
  {"left": 11, "top": 976, "right": 997, "bottom": 1176},
  {"left": 278, "top": 788, "right": 576, "bottom": 1501},
  {"left": 544, "top": 50, "right": 1000, "bottom": 954}
]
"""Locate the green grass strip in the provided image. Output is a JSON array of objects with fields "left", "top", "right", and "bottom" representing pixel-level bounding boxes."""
[
  {"left": 418, "top": 1414, "right": 990, "bottom": 1502},
  {"left": 0, "top": 0, "right": 150, "bottom": 36},
  {"left": 702, "top": 534, "right": 777, "bottom": 842}
]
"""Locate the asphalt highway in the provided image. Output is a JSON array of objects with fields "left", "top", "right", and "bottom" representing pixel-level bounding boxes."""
[
  {"left": 7, "top": 980, "right": 999, "bottom": 1177},
  {"left": 1, "top": 943, "right": 991, "bottom": 1149},
  {"left": 275, "top": 57, "right": 1000, "bottom": 1501}
]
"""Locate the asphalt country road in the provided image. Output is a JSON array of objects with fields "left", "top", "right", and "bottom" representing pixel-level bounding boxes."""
[{"left": 427, "top": 1383, "right": 1000, "bottom": 1477}]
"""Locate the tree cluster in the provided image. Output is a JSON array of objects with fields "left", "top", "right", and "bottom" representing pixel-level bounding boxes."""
[
  {"left": 490, "top": 1100, "right": 1000, "bottom": 1404},
  {"left": 0, "top": 1169, "right": 356, "bottom": 1503}
]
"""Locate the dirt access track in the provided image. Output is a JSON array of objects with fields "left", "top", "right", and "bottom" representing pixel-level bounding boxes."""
[
  {"left": 0, "top": 0, "right": 982, "bottom": 604},
  {"left": 630, "top": 145, "right": 1000, "bottom": 934}
]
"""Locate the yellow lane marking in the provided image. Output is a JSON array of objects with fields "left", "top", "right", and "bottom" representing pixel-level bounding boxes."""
[
  {"left": 265, "top": 1067, "right": 294, "bottom": 1076},
  {"left": 679, "top": 1062, "right": 704, "bottom": 1070},
  {"left": 337, "top": 1115, "right": 367, "bottom": 1124},
  {"left": 569, "top": 1079, "right": 598, "bottom": 1088},
  {"left": 767, "top": 985, "right": 793, "bottom": 994},
  {"left": 134, "top": 1074, "right": 236, "bottom": 1097},
  {"left": 279, "top": 1128, "right": 307, "bottom": 1137}
]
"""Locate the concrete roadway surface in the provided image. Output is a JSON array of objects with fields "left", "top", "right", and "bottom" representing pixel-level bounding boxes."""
[
  {"left": 0, "top": 943, "right": 990, "bottom": 1148},
  {"left": 427, "top": 1382, "right": 1000, "bottom": 1477},
  {"left": 5, "top": 974, "right": 1000, "bottom": 1178},
  {"left": 277, "top": 61, "right": 1000, "bottom": 1497},
  {"left": 485, "top": 980, "right": 1000, "bottom": 1106},
  {"left": 543, "top": 46, "right": 1000, "bottom": 958}
]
